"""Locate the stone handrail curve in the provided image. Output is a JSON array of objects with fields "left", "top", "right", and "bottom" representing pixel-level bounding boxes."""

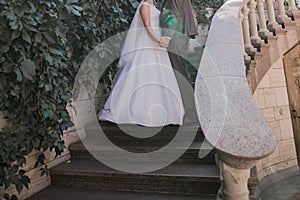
[{"left": 195, "top": 0, "right": 277, "bottom": 169}]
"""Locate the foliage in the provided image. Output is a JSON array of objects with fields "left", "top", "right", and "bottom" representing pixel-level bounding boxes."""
[
  {"left": 0, "top": 0, "right": 138, "bottom": 199},
  {"left": 192, "top": 0, "right": 223, "bottom": 26}
]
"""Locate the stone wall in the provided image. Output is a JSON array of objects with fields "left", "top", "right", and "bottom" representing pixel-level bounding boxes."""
[{"left": 253, "top": 58, "right": 298, "bottom": 181}]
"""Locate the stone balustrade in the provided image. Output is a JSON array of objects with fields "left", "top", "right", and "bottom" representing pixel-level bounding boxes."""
[
  {"left": 240, "top": 0, "right": 300, "bottom": 92},
  {"left": 195, "top": 0, "right": 278, "bottom": 199}
]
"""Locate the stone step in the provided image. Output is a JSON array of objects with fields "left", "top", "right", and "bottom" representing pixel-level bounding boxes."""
[
  {"left": 50, "top": 159, "right": 220, "bottom": 196},
  {"left": 27, "top": 185, "right": 217, "bottom": 200},
  {"left": 69, "top": 141, "right": 216, "bottom": 164},
  {"left": 86, "top": 122, "right": 205, "bottom": 143}
]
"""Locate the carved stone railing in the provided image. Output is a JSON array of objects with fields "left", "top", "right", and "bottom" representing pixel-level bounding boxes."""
[
  {"left": 195, "top": 0, "right": 277, "bottom": 199},
  {"left": 240, "top": 0, "right": 300, "bottom": 92}
]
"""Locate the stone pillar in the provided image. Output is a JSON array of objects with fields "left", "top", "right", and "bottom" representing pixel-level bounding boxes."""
[
  {"left": 257, "top": 0, "right": 273, "bottom": 38},
  {"left": 248, "top": 0, "right": 262, "bottom": 45},
  {"left": 276, "top": 0, "right": 290, "bottom": 23},
  {"left": 216, "top": 153, "right": 258, "bottom": 200},
  {"left": 242, "top": 7, "right": 256, "bottom": 55},
  {"left": 288, "top": 0, "right": 297, "bottom": 10},
  {"left": 239, "top": 11, "right": 251, "bottom": 62},
  {"left": 265, "top": 0, "right": 281, "bottom": 30},
  {"left": 287, "top": 0, "right": 300, "bottom": 17}
]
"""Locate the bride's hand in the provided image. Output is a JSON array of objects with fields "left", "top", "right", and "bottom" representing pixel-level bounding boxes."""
[{"left": 158, "top": 36, "right": 171, "bottom": 48}]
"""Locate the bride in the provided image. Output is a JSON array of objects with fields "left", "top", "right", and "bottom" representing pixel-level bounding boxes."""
[{"left": 98, "top": 0, "right": 184, "bottom": 127}]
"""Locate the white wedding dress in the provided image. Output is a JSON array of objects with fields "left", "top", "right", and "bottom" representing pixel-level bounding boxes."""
[{"left": 98, "top": 1, "right": 184, "bottom": 127}]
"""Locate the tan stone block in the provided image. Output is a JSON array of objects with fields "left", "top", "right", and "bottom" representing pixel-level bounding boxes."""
[
  {"left": 257, "top": 170, "right": 265, "bottom": 181},
  {"left": 264, "top": 165, "right": 278, "bottom": 177},
  {"left": 262, "top": 108, "right": 275, "bottom": 122},
  {"left": 63, "top": 130, "right": 80, "bottom": 148},
  {"left": 271, "top": 58, "right": 283, "bottom": 69},
  {"left": 268, "top": 146, "right": 280, "bottom": 166},
  {"left": 255, "top": 89, "right": 266, "bottom": 109},
  {"left": 280, "top": 119, "right": 294, "bottom": 140},
  {"left": 274, "top": 106, "right": 291, "bottom": 120},
  {"left": 263, "top": 88, "right": 277, "bottom": 108},
  {"left": 278, "top": 139, "right": 297, "bottom": 162},
  {"left": 268, "top": 120, "right": 282, "bottom": 141},
  {"left": 256, "top": 160, "right": 263, "bottom": 172},
  {"left": 275, "top": 87, "right": 289, "bottom": 106},
  {"left": 47, "top": 153, "right": 71, "bottom": 169},
  {"left": 276, "top": 161, "right": 290, "bottom": 171},
  {"left": 288, "top": 159, "right": 298, "bottom": 168},
  {"left": 269, "top": 68, "right": 286, "bottom": 87},
  {"left": 66, "top": 103, "right": 74, "bottom": 123},
  {"left": 260, "top": 74, "right": 271, "bottom": 88},
  {"left": 23, "top": 150, "right": 40, "bottom": 172},
  {"left": 276, "top": 34, "right": 288, "bottom": 56},
  {"left": 261, "top": 156, "right": 270, "bottom": 168},
  {"left": 286, "top": 29, "right": 298, "bottom": 48}
]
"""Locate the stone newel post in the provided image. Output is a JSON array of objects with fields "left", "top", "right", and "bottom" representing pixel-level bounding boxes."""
[{"left": 216, "top": 156, "right": 252, "bottom": 200}]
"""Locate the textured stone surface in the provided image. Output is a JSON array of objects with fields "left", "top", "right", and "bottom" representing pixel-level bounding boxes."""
[
  {"left": 28, "top": 186, "right": 217, "bottom": 200},
  {"left": 195, "top": 0, "right": 276, "bottom": 164},
  {"left": 49, "top": 159, "right": 219, "bottom": 195}
]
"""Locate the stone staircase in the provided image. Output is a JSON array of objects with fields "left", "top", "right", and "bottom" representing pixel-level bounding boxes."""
[{"left": 28, "top": 122, "right": 219, "bottom": 200}]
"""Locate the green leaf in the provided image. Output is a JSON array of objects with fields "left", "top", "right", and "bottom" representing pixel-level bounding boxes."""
[
  {"left": 9, "top": 20, "right": 19, "bottom": 30},
  {"left": 34, "top": 153, "right": 45, "bottom": 168},
  {"left": 65, "top": 5, "right": 81, "bottom": 16},
  {"left": 21, "top": 175, "right": 30, "bottom": 189},
  {"left": 0, "top": 57, "right": 5, "bottom": 63},
  {"left": 8, "top": 165, "right": 18, "bottom": 176},
  {"left": 34, "top": 32, "right": 43, "bottom": 43},
  {"left": 22, "top": 31, "right": 31, "bottom": 44},
  {"left": 2, "top": 62, "right": 14, "bottom": 73},
  {"left": 72, "top": 5, "right": 83, "bottom": 12},
  {"left": 0, "top": 45, "right": 10, "bottom": 54},
  {"left": 20, "top": 59, "right": 36, "bottom": 76},
  {"left": 18, "top": 170, "right": 25, "bottom": 176},
  {"left": 10, "top": 175, "right": 20, "bottom": 185},
  {"left": 14, "top": 67, "right": 22, "bottom": 82},
  {"left": 16, "top": 182, "right": 23, "bottom": 193},
  {"left": 42, "top": 52, "right": 54, "bottom": 65},
  {"left": 42, "top": 32, "right": 55, "bottom": 43},
  {"left": 3, "top": 194, "right": 9, "bottom": 200},
  {"left": 67, "top": 0, "right": 79, "bottom": 4},
  {"left": 4, "top": 178, "right": 10, "bottom": 189},
  {"left": 20, "top": 85, "right": 30, "bottom": 100},
  {"left": 11, "top": 195, "right": 18, "bottom": 200},
  {"left": 11, "top": 30, "right": 21, "bottom": 40},
  {"left": 50, "top": 48, "right": 64, "bottom": 57},
  {"left": 40, "top": 165, "right": 49, "bottom": 177}
]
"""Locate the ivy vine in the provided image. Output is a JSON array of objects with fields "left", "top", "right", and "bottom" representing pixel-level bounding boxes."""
[{"left": 0, "top": 0, "right": 138, "bottom": 199}]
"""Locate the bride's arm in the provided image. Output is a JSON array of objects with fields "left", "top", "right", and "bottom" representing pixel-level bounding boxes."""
[{"left": 140, "top": 5, "right": 161, "bottom": 43}]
